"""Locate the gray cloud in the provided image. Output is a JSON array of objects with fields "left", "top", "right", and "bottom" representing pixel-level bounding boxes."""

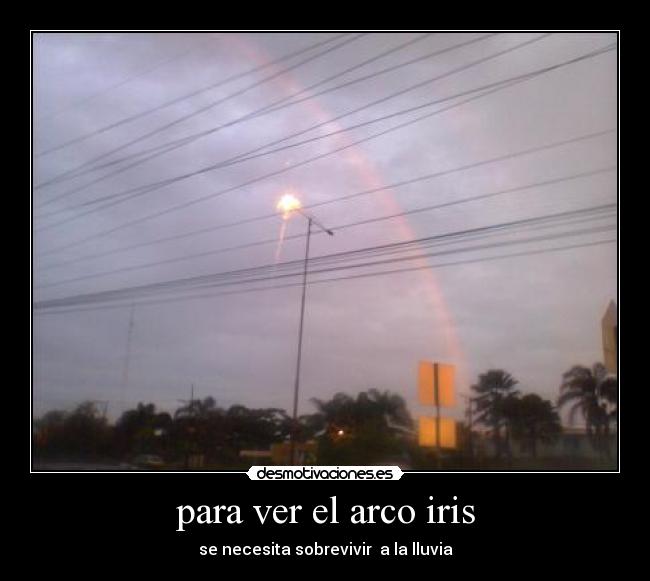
[{"left": 33, "top": 32, "right": 617, "bottom": 423}]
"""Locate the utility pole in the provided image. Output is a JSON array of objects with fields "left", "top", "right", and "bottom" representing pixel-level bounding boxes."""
[
  {"left": 120, "top": 304, "right": 136, "bottom": 415},
  {"left": 91, "top": 399, "right": 109, "bottom": 420},
  {"left": 178, "top": 384, "right": 195, "bottom": 469},
  {"left": 290, "top": 217, "right": 311, "bottom": 467},
  {"left": 177, "top": 384, "right": 195, "bottom": 414},
  {"left": 276, "top": 195, "right": 334, "bottom": 466}
]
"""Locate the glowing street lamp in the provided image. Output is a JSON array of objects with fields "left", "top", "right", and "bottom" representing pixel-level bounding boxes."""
[
  {"left": 277, "top": 193, "right": 302, "bottom": 219},
  {"left": 276, "top": 192, "right": 333, "bottom": 465},
  {"left": 277, "top": 193, "right": 334, "bottom": 235}
]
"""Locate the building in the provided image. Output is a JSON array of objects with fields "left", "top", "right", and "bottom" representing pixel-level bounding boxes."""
[{"left": 602, "top": 300, "right": 618, "bottom": 374}]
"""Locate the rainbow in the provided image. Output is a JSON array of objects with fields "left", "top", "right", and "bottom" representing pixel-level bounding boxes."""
[{"left": 224, "top": 33, "right": 466, "bottom": 384}]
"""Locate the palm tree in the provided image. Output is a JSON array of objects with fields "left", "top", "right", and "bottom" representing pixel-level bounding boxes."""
[
  {"left": 311, "top": 393, "right": 356, "bottom": 435},
  {"left": 558, "top": 363, "right": 617, "bottom": 457},
  {"left": 311, "top": 390, "right": 412, "bottom": 464},
  {"left": 471, "top": 370, "right": 520, "bottom": 458},
  {"left": 367, "top": 388, "right": 413, "bottom": 429},
  {"left": 507, "top": 394, "right": 561, "bottom": 458},
  {"left": 115, "top": 402, "right": 158, "bottom": 455},
  {"left": 173, "top": 396, "right": 225, "bottom": 464},
  {"left": 224, "top": 405, "right": 287, "bottom": 451},
  {"left": 311, "top": 390, "right": 413, "bottom": 435},
  {"left": 174, "top": 396, "right": 218, "bottom": 420}
]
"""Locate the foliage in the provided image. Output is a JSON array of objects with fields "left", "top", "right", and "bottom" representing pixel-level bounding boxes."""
[
  {"left": 470, "top": 370, "right": 520, "bottom": 458},
  {"left": 33, "top": 402, "right": 111, "bottom": 460},
  {"left": 505, "top": 394, "right": 562, "bottom": 458},
  {"left": 114, "top": 402, "right": 172, "bottom": 457},
  {"left": 310, "top": 389, "right": 413, "bottom": 464},
  {"left": 34, "top": 397, "right": 294, "bottom": 466},
  {"left": 558, "top": 363, "right": 617, "bottom": 457}
]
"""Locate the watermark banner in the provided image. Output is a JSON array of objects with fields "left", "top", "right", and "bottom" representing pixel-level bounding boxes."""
[{"left": 247, "top": 466, "right": 403, "bottom": 481}]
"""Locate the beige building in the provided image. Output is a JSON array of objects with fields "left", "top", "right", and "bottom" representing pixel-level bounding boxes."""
[{"left": 602, "top": 300, "right": 617, "bottom": 374}]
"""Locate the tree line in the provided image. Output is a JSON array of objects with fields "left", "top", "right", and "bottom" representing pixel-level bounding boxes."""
[
  {"left": 33, "top": 363, "right": 617, "bottom": 467},
  {"left": 33, "top": 388, "right": 416, "bottom": 467},
  {"left": 470, "top": 362, "right": 617, "bottom": 460}
]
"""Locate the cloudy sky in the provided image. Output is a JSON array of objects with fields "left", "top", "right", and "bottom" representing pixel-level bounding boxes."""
[{"left": 32, "top": 31, "right": 617, "bottom": 423}]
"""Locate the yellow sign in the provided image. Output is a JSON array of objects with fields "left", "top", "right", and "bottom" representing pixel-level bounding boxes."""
[
  {"left": 418, "top": 361, "right": 455, "bottom": 407},
  {"left": 418, "top": 416, "right": 457, "bottom": 449}
]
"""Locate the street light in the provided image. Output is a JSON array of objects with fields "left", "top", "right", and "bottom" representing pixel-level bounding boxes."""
[{"left": 276, "top": 193, "right": 334, "bottom": 465}]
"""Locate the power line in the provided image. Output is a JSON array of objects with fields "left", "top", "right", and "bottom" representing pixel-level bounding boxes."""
[
  {"left": 34, "top": 204, "right": 616, "bottom": 310},
  {"left": 34, "top": 224, "right": 613, "bottom": 418},
  {"left": 36, "top": 32, "right": 431, "bottom": 167},
  {"left": 33, "top": 34, "right": 558, "bottom": 238},
  {"left": 35, "top": 34, "right": 217, "bottom": 125},
  {"left": 34, "top": 32, "right": 437, "bottom": 207},
  {"left": 34, "top": 32, "right": 491, "bottom": 194},
  {"left": 36, "top": 209, "right": 615, "bottom": 296},
  {"left": 36, "top": 71, "right": 521, "bottom": 221},
  {"left": 34, "top": 33, "right": 366, "bottom": 185},
  {"left": 36, "top": 43, "right": 616, "bottom": 223},
  {"left": 35, "top": 32, "right": 518, "bottom": 202},
  {"left": 34, "top": 32, "right": 351, "bottom": 156},
  {"left": 204, "top": 222, "right": 616, "bottom": 290},
  {"left": 36, "top": 126, "right": 615, "bottom": 263},
  {"left": 40, "top": 209, "right": 616, "bottom": 302},
  {"left": 117, "top": 214, "right": 617, "bottom": 298},
  {"left": 40, "top": 43, "right": 611, "bottom": 254},
  {"left": 34, "top": 33, "right": 499, "bottom": 217},
  {"left": 34, "top": 235, "right": 616, "bottom": 316},
  {"left": 35, "top": 166, "right": 616, "bottom": 288},
  {"left": 36, "top": 213, "right": 614, "bottom": 312}
]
